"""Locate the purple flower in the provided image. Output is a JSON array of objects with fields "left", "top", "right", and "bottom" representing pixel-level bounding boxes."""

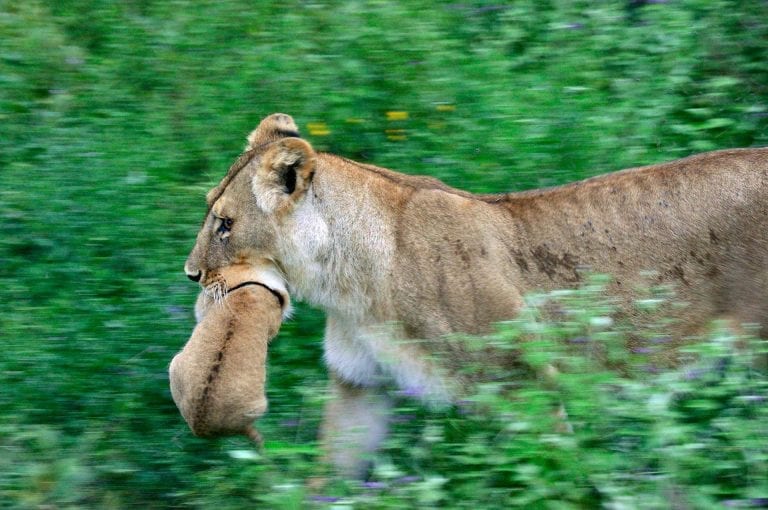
[
  {"left": 389, "top": 414, "right": 416, "bottom": 424},
  {"left": 642, "top": 364, "right": 659, "bottom": 374},
  {"left": 361, "top": 481, "right": 387, "bottom": 490},
  {"left": 723, "top": 499, "right": 768, "bottom": 508},
  {"left": 310, "top": 496, "right": 340, "bottom": 503},
  {"left": 280, "top": 419, "right": 300, "bottom": 428},
  {"left": 398, "top": 386, "right": 424, "bottom": 398},
  {"left": 395, "top": 475, "right": 421, "bottom": 485},
  {"left": 684, "top": 368, "right": 704, "bottom": 380},
  {"left": 631, "top": 347, "right": 653, "bottom": 354},
  {"left": 165, "top": 305, "right": 186, "bottom": 318},
  {"left": 456, "top": 399, "right": 474, "bottom": 415}
]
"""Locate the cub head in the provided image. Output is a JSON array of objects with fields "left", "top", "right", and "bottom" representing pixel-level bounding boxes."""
[{"left": 184, "top": 113, "right": 316, "bottom": 288}]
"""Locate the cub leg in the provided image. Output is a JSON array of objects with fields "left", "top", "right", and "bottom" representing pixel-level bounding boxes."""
[{"left": 320, "top": 372, "right": 392, "bottom": 479}]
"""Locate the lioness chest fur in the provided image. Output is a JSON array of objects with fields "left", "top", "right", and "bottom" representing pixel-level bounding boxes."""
[{"left": 184, "top": 113, "right": 768, "bottom": 476}]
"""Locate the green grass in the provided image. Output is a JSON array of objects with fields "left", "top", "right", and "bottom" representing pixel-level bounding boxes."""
[{"left": 1, "top": 0, "right": 767, "bottom": 507}]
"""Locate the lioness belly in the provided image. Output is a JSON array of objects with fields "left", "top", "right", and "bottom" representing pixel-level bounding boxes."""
[{"left": 323, "top": 315, "right": 455, "bottom": 404}]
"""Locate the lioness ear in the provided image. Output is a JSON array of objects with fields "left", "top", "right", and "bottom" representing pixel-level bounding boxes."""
[
  {"left": 252, "top": 138, "right": 316, "bottom": 212},
  {"left": 246, "top": 113, "right": 301, "bottom": 150}
]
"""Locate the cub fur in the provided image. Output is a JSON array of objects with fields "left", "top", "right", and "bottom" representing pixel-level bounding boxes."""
[
  {"left": 169, "top": 263, "right": 289, "bottom": 442},
  {"left": 184, "top": 113, "right": 768, "bottom": 476}
]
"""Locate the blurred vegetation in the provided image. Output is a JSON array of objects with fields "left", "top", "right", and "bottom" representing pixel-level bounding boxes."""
[{"left": 1, "top": 0, "right": 767, "bottom": 507}]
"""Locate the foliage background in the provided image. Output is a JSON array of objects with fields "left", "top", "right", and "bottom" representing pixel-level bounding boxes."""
[{"left": 1, "top": 0, "right": 767, "bottom": 507}]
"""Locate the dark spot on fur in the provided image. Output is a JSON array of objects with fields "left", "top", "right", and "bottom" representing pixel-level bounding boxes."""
[
  {"left": 450, "top": 239, "right": 472, "bottom": 268},
  {"left": 531, "top": 244, "right": 580, "bottom": 281},
  {"left": 690, "top": 251, "right": 705, "bottom": 265},
  {"left": 193, "top": 383, "right": 213, "bottom": 433},
  {"left": 192, "top": 321, "right": 237, "bottom": 430},
  {"left": 436, "top": 264, "right": 450, "bottom": 320},
  {"left": 511, "top": 249, "right": 529, "bottom": 272},
  {"left": 671, "top": 264, "right": 689, "bottom": 286},
  {"left": 709, "top": 229, "right": 720, "bottom": 245},
  {"left": 706, "top": 265, "right": 721, "bottom": 278},
  {"left": 224, "top": 321, "right": 235, "bottom": 342}
]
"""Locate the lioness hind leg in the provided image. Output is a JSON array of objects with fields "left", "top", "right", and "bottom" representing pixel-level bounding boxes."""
[
  {"left": 541, "top": 363, "right": 574, "bottom": 434},
  {"left": 320, "top": 373, "right": 392, "bottom": 480},
  {"left": 245, "top": 424, "right": 264, "bottom": 450},
  {"left": 710, "top": 315, "right": 767, "bottom": 372}
]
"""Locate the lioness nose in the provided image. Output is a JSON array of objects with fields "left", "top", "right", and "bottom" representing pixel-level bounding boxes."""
[{"left": 186, "top": 270, "right": 202, "bottom": 282}]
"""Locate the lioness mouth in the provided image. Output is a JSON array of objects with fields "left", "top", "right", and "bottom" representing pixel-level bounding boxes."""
[{"left": 227, "top": 281, "right": 285, "bottom": 309}]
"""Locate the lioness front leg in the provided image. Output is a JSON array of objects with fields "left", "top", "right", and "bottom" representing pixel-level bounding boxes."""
[{"left": 320, "top": 372, "right": 392, "bottom": 479}]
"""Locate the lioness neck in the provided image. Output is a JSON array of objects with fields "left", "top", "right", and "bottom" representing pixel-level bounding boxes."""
[{"left": 277, "top": 155, "right": 403, "bottom": 321}]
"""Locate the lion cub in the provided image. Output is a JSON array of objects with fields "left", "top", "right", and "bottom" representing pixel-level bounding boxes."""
[{"left": 169, "top": 264, "right": 289, "bottom": 443}]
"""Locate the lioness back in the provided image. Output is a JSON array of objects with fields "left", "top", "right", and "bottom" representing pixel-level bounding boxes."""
[{"left": 389, "top": 148, "right": 768, "bottom": 346}]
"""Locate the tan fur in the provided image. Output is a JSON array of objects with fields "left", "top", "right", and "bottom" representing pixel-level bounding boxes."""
[
  {"left": 184, "top": 113, "right": 768, "bottom": 476},
  {"left": 170, "top": 264, "right": 287, "bottom": 441}
]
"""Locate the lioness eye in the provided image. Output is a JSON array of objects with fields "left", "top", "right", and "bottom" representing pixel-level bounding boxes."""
[{"left": 217, "top": 217, "right": 233, "bottom": 234}]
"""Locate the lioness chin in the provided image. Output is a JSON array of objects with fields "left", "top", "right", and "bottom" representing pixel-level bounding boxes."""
[{"left": 184, "top": 113, "right": 768, "bottom": 478}]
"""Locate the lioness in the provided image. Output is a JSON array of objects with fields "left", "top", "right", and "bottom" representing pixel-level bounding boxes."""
[{"left": 184, "top": 113, "right": 768, "bottom": 477}]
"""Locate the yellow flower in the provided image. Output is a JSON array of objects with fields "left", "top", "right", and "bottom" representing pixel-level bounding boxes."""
[
  {"left": 436, "top": 104, "right": 455, "bottom": 112},
  {"left": 386, "top": 128, "right": 407, "bottom": 141},
  {"left": 386, "top": 111, "right": 409, "bottom": 121},
  {"left": 307, "top": 122, "right": 330, "bottom": 136}
]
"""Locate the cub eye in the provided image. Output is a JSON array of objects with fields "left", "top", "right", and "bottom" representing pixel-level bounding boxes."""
[{"left": 217, "top": 217, "right": 233, "bottom": 234}]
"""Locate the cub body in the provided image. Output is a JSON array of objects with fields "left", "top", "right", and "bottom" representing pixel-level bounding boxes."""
[{"left": 169, "top": 264, "right": 288, "bottom": 441}]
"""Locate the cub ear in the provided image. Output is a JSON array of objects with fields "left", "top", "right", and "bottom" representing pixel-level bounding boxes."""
[
  {"left": 252, "top": 138, "right": 316, "bottom": 212},
  {"left": 246, "top": 113, "right": 301, "bottom": 150}
]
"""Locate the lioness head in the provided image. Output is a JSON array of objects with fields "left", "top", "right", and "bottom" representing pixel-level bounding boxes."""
[{"left": 184, "top": 114, "right": 317, "bottom": 289}]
